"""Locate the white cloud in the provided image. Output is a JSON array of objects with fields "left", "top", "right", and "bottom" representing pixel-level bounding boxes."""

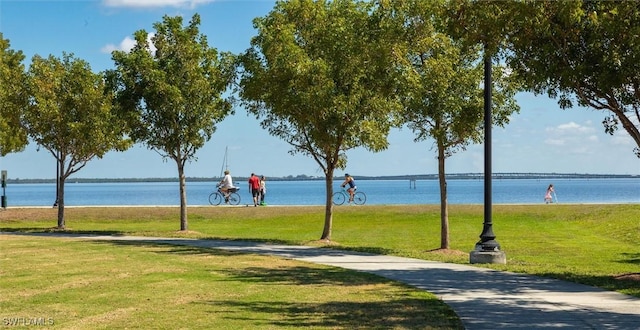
[
  {"left": 542, "top": 121, "right": 598, "bottom": 148},
  {"left": 102, "top": 0, "right": 214, "bottom": 8},
  {"left": 101, "top": 36, "right": 137, "bottom": 53},
  {"left": 547, "top": 121, "right": 595, "bottom": 135},
  {"left": 101, "top": 33, "right": 156, "bottom": 54},
  {"left": 541, "top": 121, "right": 604, "bottom": 156}
]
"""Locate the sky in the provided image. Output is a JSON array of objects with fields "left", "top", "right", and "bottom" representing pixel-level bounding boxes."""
[{"left": 0, "top": 0, "right": 638, "bottom": 180}]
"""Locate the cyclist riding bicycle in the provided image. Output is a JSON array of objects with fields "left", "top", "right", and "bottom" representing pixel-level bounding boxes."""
[
  {"left": 218, "top": 170, "right": 236, "bottom": 202},
  {"left": 340, "top": 173, "right": 356, "bottom": 204}
]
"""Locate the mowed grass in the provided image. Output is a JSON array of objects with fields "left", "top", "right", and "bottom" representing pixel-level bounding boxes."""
[
  {"left": 0, "top": 234, "right": 462, "bottom": 329},
  {"left": 1, "top": 203, "right": 639, "bottom": 327}
]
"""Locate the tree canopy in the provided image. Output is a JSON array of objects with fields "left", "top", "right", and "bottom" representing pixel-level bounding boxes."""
[
  {"left": 238, "top": 0, "right": 402, "bottom": 240},
  {"left": 391, "top": 0, "right": 520, "bottom": 249},
  {"left": 503, "top": 1, "right": 640, "bottom": 157},
  {"left": 111, "top": 14, "right": 235, "bottom": 231},
  {"left": 0, "top": 34, "right": 28, "bottom": 156},
  {"left": 24, "top": 53, "right": 130, "bottom": 228}
]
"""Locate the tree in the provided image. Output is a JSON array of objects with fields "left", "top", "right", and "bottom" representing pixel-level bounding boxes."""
[
  {"left": 238, "top": 0, "right": 401, "bottom": 241},
  {"left": 110, "top": 14, "right": 235, "bottom": 231},
  {"left": 23, "top": 53, "right": 130, "bottom": 229},
  {"left": 504, "top": 1, "right": 640, "bottom": 157},
  {"left": 0, "top": 34, "right": 28, "bottom": 156},
  {"left": 391, "top": 1, "right": 520, "bottom": 249}
]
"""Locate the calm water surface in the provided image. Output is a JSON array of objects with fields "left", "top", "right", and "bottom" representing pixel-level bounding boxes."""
[{"left": 3, "top": 178, "right": 638, "bottom": 206}]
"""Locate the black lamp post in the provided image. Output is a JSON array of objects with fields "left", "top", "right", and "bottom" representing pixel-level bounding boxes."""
[
  {"left": 477, "top": 53, "right": 500, "bottom": 251},
  {"left": 470, "top": 49, "right": 506, "bottom": 264},
  {"left": 1, "top": 170, "right": 7, "bottom": 209}
]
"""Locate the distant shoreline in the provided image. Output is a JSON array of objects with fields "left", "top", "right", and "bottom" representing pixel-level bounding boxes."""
[{"left": 5, "top": 173, "right": 639, "bottom": 184}]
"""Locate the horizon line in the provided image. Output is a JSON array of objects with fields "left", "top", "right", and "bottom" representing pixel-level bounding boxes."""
[{"left": 4, "top": 172, "right": 639, "bottom": 182}]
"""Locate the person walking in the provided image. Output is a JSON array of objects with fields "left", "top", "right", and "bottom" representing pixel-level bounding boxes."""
[
  {"left": 259, "top": 175, "right": 267, "bottom": 206},
  {"left": 544, "top": 184, "right": 555, "bottom": 204},
  {"left": 248, "top": 173, "right": 261, "bottom": 207}
]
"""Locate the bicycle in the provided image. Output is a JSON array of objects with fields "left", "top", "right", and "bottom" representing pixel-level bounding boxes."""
[
  {"left": 332, "top": 188, "right": 366, "bottom": 205},
  {"left": 209, "top": 187, "right": 241, "bottom": 206}
]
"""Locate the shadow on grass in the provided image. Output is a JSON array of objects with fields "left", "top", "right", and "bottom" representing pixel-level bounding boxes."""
[
  {"left": 89, "top": 239, "right": 387, "bottom": 287},
  {"left": 4, "top": 230, "right": 638, "bottom": 300},
  {"left": 90, "top": 239, "right": 242, "bottom": 257},
  {"left": 617, "top": 252, "right": 640, "bottom": 265},
  {"left": 0, "top": 229, "right": 394, "bottom": 256},
  {"left": 323, "top": 245, "right": 395, "bottom": 255},
  {"left": 534, "top": 272, "right": 640, "bottom": 297},
  {"left": 198, "top": 298, "right": 462, "bottom": 329},
  {"left": 197, "top": 236, "right": 295, "bottom": 246},
  {"left": 220, "top": 264, "right": 391, "bottom": 287},
  {"left": 87, "top": 238, "right": 464, "bottom": 328},
  {"left": 0, "top": 227, "right": 127, "bottom": 236},
  {"left": 0, "top": 228, "right": 293, "bottom": 246}
]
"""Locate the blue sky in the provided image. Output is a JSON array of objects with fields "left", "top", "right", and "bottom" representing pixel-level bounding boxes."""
[{"left": 0, "top": 0, "right": 638, "bottom": 180}]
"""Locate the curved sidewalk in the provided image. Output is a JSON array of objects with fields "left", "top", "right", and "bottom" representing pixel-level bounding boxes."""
[{"left": 5, "top": 233, "right": 640, "bottom": 329}]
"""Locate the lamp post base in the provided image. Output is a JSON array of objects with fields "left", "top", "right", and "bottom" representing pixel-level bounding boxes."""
[{"left": 470, "top": 250, "right": 507, "bottom": 264}]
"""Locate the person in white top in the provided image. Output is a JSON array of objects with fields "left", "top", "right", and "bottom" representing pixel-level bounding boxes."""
[
  {"left": 218, "top": 170, "right": 235, "bottom": 201},
  {"left": 259, "top": 175, "right": 266, "bottom": 206}
]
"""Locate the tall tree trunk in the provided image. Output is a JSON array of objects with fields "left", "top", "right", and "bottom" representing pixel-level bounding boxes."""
[
  {"left": 57, "top": 160, "right": 65, "bottom": 229},
  {"left": 320, "top": 170, "right": 334, "bottom": 241},
  {"left": 178, "top": 163, "right": 188, "bottom": 231},
  {"left": 438, "top": 142, "right": 449, "bottom": 249}
]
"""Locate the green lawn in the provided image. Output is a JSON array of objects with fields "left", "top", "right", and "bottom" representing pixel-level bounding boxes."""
[
  {"left": 1, "top": 235, "right": 461, "bottom": 329},
  {"left": 1, "top": 204, "right": 639, "bottom": 328}
]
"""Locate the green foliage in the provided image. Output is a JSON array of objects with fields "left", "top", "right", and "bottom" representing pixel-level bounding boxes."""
[
  {"left": 23, "top": 52, "right": 130, "bottom": 228},
  {"left": 504, "top": 1, "right": 640, "bottom": 157},
  {"left": 111, "top": 14, "right": 234, "bottom": 164},
  {"left": 110, "top": 14, "right": 235, "bottom": 230},
  {"left": 238, "top": 0, "right": 402, "bottom": 174},
  {"left": 25, "top": 53, "right": 130, "bottom": 163},
  {"left": 238, "top": 0, "right": 403, "bottom": 240},
  {"left": 0, "top": 34, "right": 28, "bottom": 156},
  {"left": 384, "top": 0, "right": 521, "bottom": 249},
  {"left": 393, "top": 1, "right": 520, "bottom": 155}
]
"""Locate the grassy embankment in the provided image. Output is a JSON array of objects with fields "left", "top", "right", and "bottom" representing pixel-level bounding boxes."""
[{"left": 1, "top": 204, "right": 638, "bottom": 328}]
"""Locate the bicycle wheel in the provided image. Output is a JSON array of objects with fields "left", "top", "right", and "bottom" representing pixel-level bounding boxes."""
[
  {"left": 353, "top": 191, "right": 366, "bottom": 205},
  {"left": 332, "top": 192, "right": 345, "bottom": 205},
  {"left": 209, "top": 192, "right": 222, "bottom": 205},
  {"left": 228, "top": 192, "right": 241, "bottom": 205}
]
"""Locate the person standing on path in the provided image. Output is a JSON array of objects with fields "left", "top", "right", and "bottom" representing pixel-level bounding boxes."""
[
  {"left": 248, "top": 173, "right": 261, "bottom": 207},
  {"left": 259, "top": 176, "right": 266, "bottom": 206}
]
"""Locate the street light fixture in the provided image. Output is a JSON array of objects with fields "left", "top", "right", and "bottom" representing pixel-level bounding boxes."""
[{"left": 470, "top": 52, "right": 506, "bottom": 264}]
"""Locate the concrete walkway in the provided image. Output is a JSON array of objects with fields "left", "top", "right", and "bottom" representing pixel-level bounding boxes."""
[{"left": 5, "top": 232, "right": 640, "bottom": 329}]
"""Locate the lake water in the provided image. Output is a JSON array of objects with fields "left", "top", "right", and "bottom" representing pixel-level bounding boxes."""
[{"left": 2, "top": 178, "right": 638, "bottom": 206}]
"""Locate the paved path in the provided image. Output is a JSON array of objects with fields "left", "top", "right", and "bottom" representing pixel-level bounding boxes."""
[{"left": 5, "top": 232, "right": 640, "bottom": 329}]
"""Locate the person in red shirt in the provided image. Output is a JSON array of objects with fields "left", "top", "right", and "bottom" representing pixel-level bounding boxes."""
[{"left": 248, "top": 173, "right": 261, "bottom": 207}]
